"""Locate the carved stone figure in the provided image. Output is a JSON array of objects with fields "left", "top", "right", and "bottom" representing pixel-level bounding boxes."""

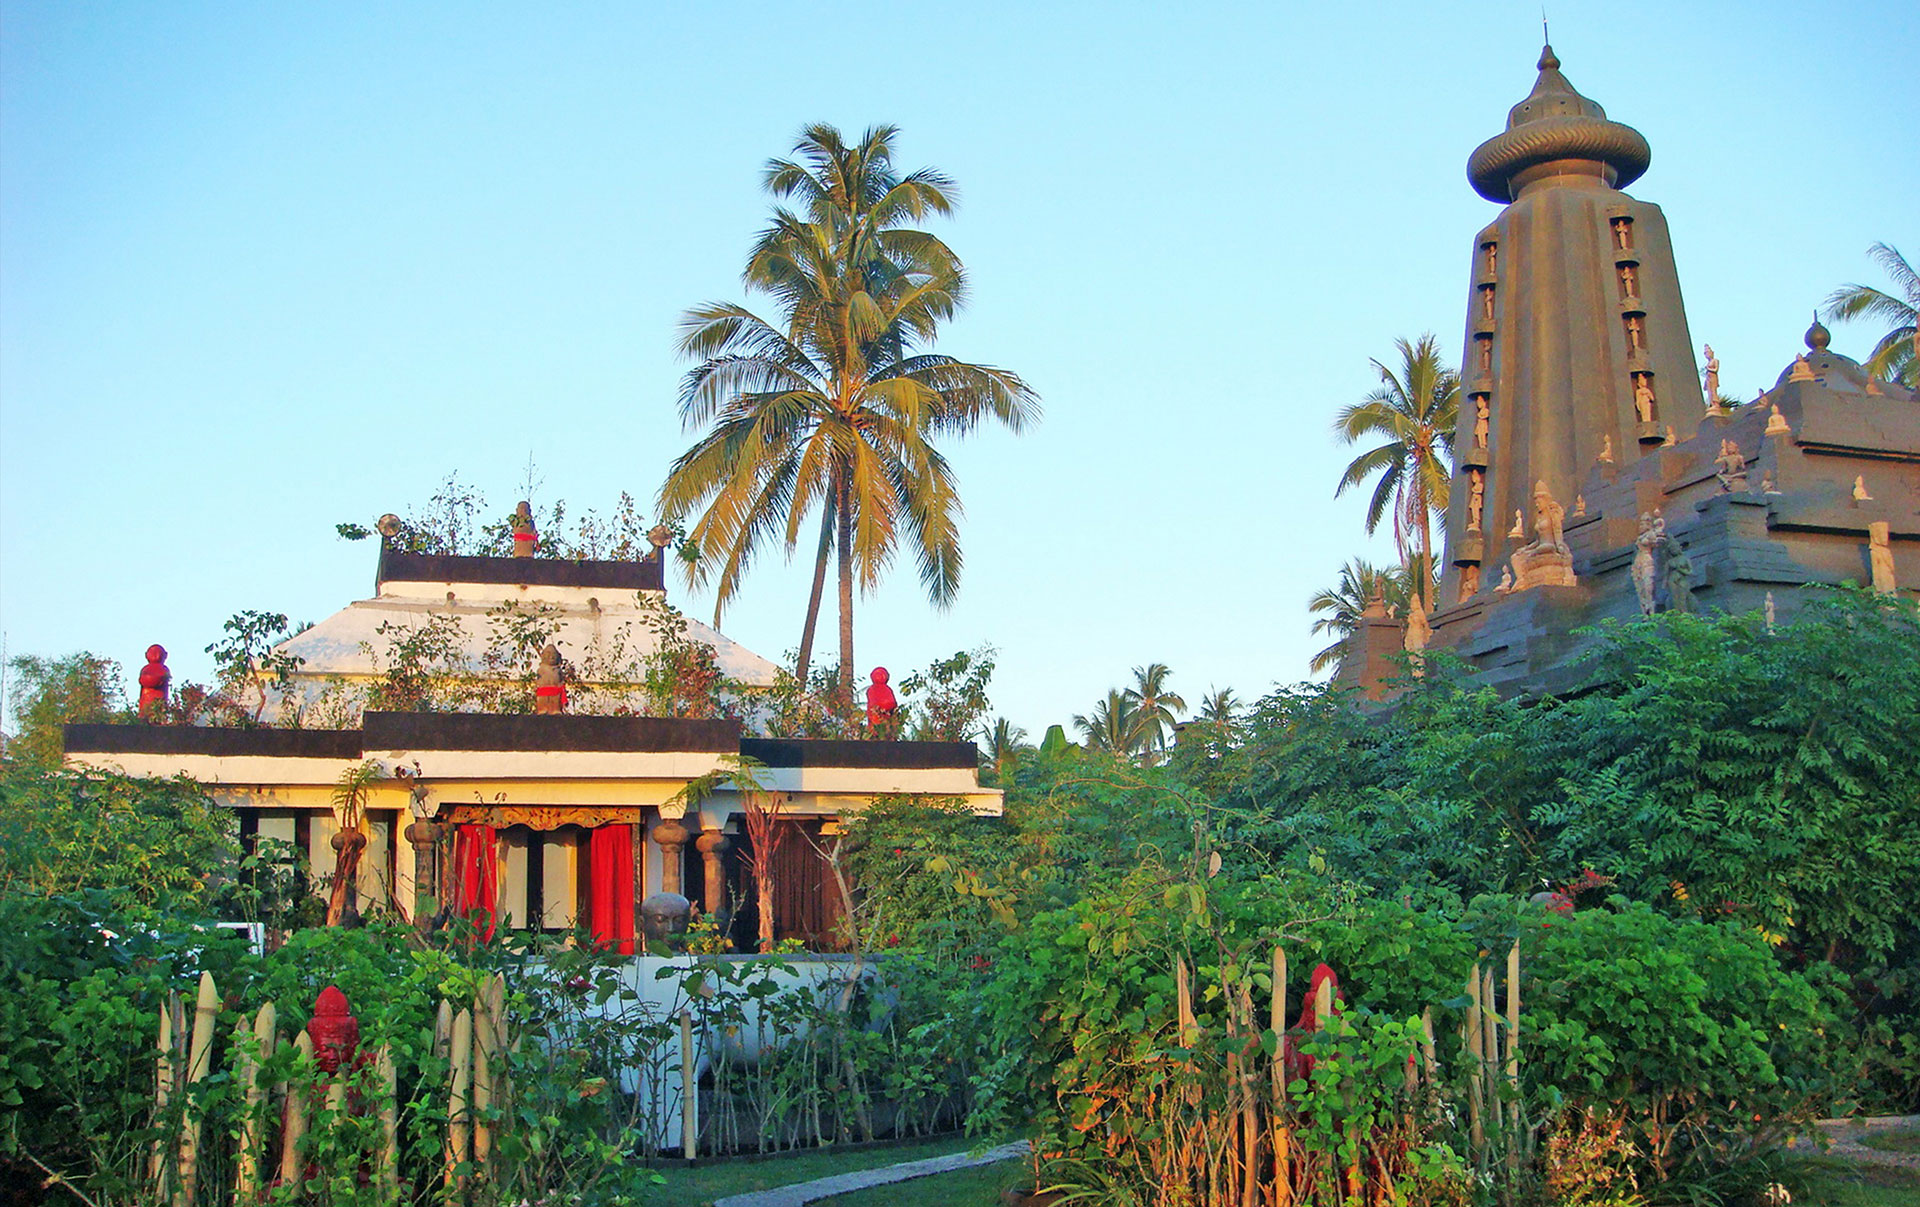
[
  {"left": 534, "top": 644, "right": 567, "bottom": 714},
  {"left": 1701, "top": 344, "right": 1720, "bottom": 402},
  {"left": 1483, "top": 287, "right": 1496, "bottom": 319},
  {"left": 138, "top": 644, "right": 170, "bottom": 722},
  {"left": 1764, "top": 404, "right": 1791, "bottom": 436},
  {"left": 1713, "top": 439, "right": 1748, "bottom": 492},
  {"left": 1474, "top": 397, "right": 1490, "bottom": 448},
  {"left": 1459, "top": 564, "right": 1481, "bottom": 597},
  {"left": 865, "top": 667, "right": 899, "bottom": 736},
  {"left": 510, "top": 501, "right": 538, "bottom": 557},
  {"left": 640, "top": 892, "right": 692, "bottom": 944},
  {"left": 1507, "top": 509, "right": 1526, "bottom": 539},
  {"left": 1626, "top": 314, "right": 1645, "bottom": 350},
  {"left": 1402, "top": 596, "right": 1431, "bottom": 658},
  {"left": 1853, "top": 475, "right": 1872, "bottom": 502},
  {"left": 1467, "top": 470, "right": 1485, "bottom": 531},
  {"left": 1662, "top": 535, "right": 1694, "bottom": 613},
  {"left": 1789, "top": 355, "right": 1815, "bottom": 383},
  {"left": 1619, "top": 263, "right": 1638, "bottom": 297},
  {"left": 1633, "top": 376, "right": 1656, "bottom": 424},
  {"left": 1663, "top": 425, "right": 1677, "bottom": 447},
  {"left": 1612, "top": 218, "right": 1631, "bottom": 250},
  {"left": 1765, "top": 591, "right": 1777, "bottom": 634},
  {"left": 1574, "top": 495, "right": 1586, "bottom": 517},
  {"left": 1598, "top": 433, "right": 1614, "bottom": 464},
  {"left": 1508, "top": 480, "right": 1576, "bottom": 590},
  {"left": 1868, "top": 522, "right": 1896, "bottom": 594},
  {"left": 1486, "top": 243, "right": 1497, "bottom": 274},
  {"left": 1495, "top": 565, "right": 1513, "bottom": 594},
  {"left": 1631, "top": 513, "right": 1661, "bottom": 615},
  {"left": 1479, "top": 339, "right": 1492, "bottom": 374}
]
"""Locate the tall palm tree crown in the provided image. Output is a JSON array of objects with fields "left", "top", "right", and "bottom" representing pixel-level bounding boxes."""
[
  {"left": 1823, "top": 242, "right": 1918, "bottom": 388},
  {"left": 1123, "top": 662, "right": 1186, "bottom": 761},
  {"left": 1073, "top": 689, "right": 1141, "bottom": 758},
  {"left": 1333, "top": 334, "right": 1460, "bottom": 601},
  {"left": 659, "top": 125, "right": 1039, "bottom": 699}
]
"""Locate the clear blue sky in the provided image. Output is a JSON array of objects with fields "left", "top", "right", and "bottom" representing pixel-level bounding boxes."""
[{"left": 3, "top": 1, "right": 1914, "bottom": 737}]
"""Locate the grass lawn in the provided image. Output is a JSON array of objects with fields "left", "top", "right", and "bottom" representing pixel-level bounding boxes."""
[
  {"left": 1784, "top": 1155, "right": 1920, "bottom": 1206},
  {"left": 648, "top": 1136, "right": 979, "bottom": 1205},
  {"left": 1858, "top": 1127, "right": 1920, "bottom": 1156},
  {"left": 816, "top": 1156, "right": 1029, "bottom": 1205}
]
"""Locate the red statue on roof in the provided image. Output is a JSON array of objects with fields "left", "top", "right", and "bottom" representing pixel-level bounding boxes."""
[
  {"left": 138, "top": 645, "right": 170, "bottom": 722},
  {"left": 865, "top": 667, "right": 898, "bottom": 737}
]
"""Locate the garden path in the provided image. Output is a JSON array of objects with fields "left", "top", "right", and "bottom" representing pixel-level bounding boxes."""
[
  {"left": 710, "top": 1140, "right": 1029, "bottom": 1207},
  {"left": 1802, "top": 1115, "right": 1920, "bottom": 1174}
]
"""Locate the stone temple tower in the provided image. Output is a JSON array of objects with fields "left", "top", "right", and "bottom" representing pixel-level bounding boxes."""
[
  {"left": 1441, "top": 45, "right": 1703, "bottom": 608},
  {"left": 1333, "top": 42, "right": 1916, "bottom": 701}
]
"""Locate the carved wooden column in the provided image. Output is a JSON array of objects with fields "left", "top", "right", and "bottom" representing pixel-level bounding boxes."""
[
  {"left": 651, "top": 819, "right": 690, "bottom": 896},
  {"left": 694, "top": 830, "right": 729, "bottom": 915}
]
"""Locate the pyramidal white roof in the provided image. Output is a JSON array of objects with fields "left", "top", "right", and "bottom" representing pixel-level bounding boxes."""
[{"left": 274, "top": 549, "right": 779, "bottom": 688}]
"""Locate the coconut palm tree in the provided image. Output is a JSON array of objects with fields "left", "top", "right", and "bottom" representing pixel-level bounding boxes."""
[
  {"left": 1123, "top": 663, "right": 1186, "bottom": 761},
  {"left": 1307, "top": 559, "right": 1411, "bottom": 675},
  {"left": 1333, "top": 335, "right": 1460, "bottom": 601},
  {"left": 1823, "top": 242, "right": 1918, "bottom": 388},
  {"left": 981, "top": 716, "right": 1029, "bottom": 780},
  {"left": 1196, "top": 687, "right": 1240, "bottom": 745},
  {"left": 1073, "top": 689, "right": 1141, "bottom": 758},
  {"left": 660, "top": 125, "right": 1038, "bottom": 700}
]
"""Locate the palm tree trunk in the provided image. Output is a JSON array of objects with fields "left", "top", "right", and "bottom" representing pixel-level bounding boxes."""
[
  {"left": 1417, "top": 497, "right": 1435, "bottom": 605},
  {"left": 836, "top": 471, "right": 855, "bottom": 712},
  {"left": 794, "top": 501, "right": 834, "bottom": 686}
]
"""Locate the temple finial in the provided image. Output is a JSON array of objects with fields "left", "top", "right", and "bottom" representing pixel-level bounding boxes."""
[
  {"left": 1539, "top": 42, "right": 1560, "bottom": 71},
  {"left": 1805, "top": 310, "right": 1831, "bottom": 350}
]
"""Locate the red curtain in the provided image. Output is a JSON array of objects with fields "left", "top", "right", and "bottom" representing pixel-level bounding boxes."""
[
  {"left": 588, "top": 824, "right": 636, "bottom": 955},
  {"left": 449, "top": 824, "right": 499, "bottom": 942}
]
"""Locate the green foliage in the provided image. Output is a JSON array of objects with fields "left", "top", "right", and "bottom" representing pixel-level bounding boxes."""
[
  {"left": 0, "top": 767, "right": 239, "bottom": 911},
  {"left": 338, "top": 471, "right": 664, "bottom": 561},
  {"left": 899, "top": 646, "right": 995, "bottom": 742},
  {"left": 206, "top": 611, "right": 306, "bottom": 724},
  {"left": 3, "top": 651, "right": 126, "bottom": 770},
  {"left": 1521, "top": 900, "right": 1846, "bottom": 1181},
  {"left": 1220, "top": 591, "right": 1920, "bottom": 1109}
]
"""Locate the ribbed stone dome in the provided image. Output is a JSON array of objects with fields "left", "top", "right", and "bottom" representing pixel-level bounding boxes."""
[{"left": 1467, "top": 45, "right": 1652, "bottom": 203}]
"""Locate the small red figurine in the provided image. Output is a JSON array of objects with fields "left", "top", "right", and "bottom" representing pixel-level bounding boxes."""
[
  {"left": 1282, "top": 963, "right": 1344, "bottom": 1085},
  {"left": 865, "top": 667, "right": 898, "bottom": 737},
  {"left": 306, "top": 986, "right": 361, "bottom": 1075},
  {"left": 137, "top": 645, "right": 170, "bottom": 722}
]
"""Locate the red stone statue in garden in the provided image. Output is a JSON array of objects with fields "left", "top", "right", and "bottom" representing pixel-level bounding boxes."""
[
  {"left": 306, "top": 986, "right": 361, "bottom": 1075},
  {"left": 138, "top": 644, "right": 171, "bottom": 721},
  {"left": 865, "top": 667, "right": 898, "bottom": 737}
]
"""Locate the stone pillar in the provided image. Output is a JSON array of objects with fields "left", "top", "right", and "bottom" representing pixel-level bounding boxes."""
[
  {"left": 652, "top": 818, "right": 690, "bottom": 896},
  {"left": 695, "top": 830, "right": 730, "bottom": 915},
  {"left": 404, "top": 820, "right": 443, "bottom": 932}
]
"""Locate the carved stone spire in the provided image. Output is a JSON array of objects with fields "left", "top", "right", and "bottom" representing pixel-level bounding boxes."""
[
  {"left": 1442, "top": 44, "right": 1703, "bottom": 609},
  {"left": 1466, "top": 45, "right": 1652, "bottom": 204}
]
